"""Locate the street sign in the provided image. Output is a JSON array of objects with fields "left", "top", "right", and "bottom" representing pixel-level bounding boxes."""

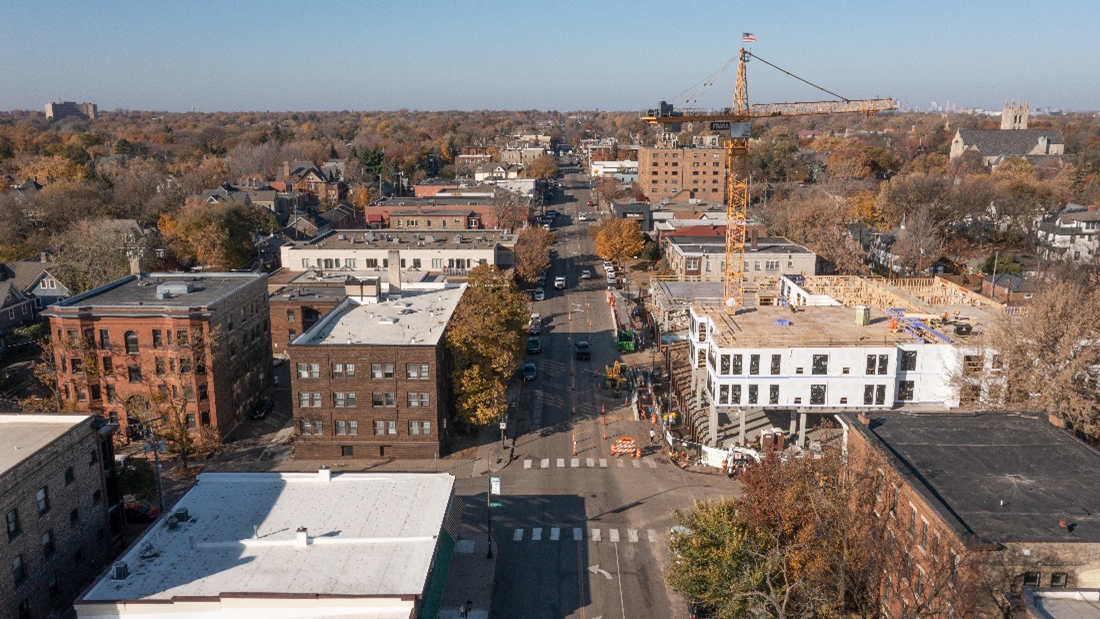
[
  {"left": 709, "top": 121, "right": 731, "bottom": 131},
  {"left": 499, "top": 421, "right": 507, "bottom": 430},
  {"left": 490, "top": 476, "right": 501, "bottom": 495},
  {"left": 490, "top": 502, "right": 503, "bottom": 508}
]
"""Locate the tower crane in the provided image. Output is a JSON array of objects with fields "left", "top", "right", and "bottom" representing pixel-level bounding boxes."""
[{"left": 642, "top": 48, "right": 897, "bottom": 312}]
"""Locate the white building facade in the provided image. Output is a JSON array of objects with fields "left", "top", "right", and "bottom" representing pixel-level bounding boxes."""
[{"left": 280, "top": 230, "right": 516, "bottom": 275}]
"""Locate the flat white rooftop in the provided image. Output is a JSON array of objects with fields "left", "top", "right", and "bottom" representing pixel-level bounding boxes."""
[
  {"left": 80, "top": 472, "right": 455, "bottom": 604},
  {"left": 0, "top": 414, "right": 90, "bottom": 476},
  {"left": 291, "top": 284, "right": 465, "bottom": 347}
]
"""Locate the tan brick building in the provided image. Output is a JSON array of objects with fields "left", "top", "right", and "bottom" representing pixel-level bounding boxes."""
[
  {"left": 638, "top": 146, "right": 726, "bottom": 202},
  {"left": 1, "top": 415, "right": 118, "bottom": 619},
  {"left": 42, "top": 273, "right": 272, "bottom": 440},
  {"left": 845, "top": 412, "right": 1100, "bottom": 616},
  {"left": 288, "top": 280, "right": 465, "bottom": 459}
]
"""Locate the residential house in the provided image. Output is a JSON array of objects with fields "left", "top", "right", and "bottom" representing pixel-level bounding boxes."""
[
  {"left": 474, "top": 163, "right": 523, "bottom": 181},
  {"left": 198, "top": 184, "right": 251, "bottom": 205},
  {"left": 0, "top": 282, "right": 34, "bottom": 333},
  {"left": 0, "top": 259, "right": 71, "bottom": 313},
  {"left": 280, "top": 161, "right": 347, "bottom": 203},
  {"left": 663, "top": 232, "right": 818, "bottom": 282},
  {"left": 980, "top": 273, "right": 1036, "bottom": 306},
  {"left": 1037, "top": 206, "right": 1100, "bottom": 265}
]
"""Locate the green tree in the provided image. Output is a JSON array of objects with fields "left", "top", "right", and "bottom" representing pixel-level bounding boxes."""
[
  {"left": 116, "top": 458, "right": 160, "bottom": 502},
  {"left": 446, "top": 265, "right": 528, "bottom": 426},
  {"left": 977, "top": 253, "right": 1023, "bottom": 276}
]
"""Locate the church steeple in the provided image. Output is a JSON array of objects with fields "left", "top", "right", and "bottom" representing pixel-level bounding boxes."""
[{"left": 1001, "top": 99, "right": 1029, "bottom": 130}]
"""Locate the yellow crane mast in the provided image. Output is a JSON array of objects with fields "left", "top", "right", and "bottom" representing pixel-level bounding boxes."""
[{"left": 642, "top": 48, "right": 897, "bottom": 312}]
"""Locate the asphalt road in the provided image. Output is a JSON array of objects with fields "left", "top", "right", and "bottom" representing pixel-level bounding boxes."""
[{"left": 471, "top": 165, "right": 733, "bottom": 619}]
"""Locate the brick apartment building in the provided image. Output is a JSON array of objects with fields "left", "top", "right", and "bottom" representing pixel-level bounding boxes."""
[
  {"left": 845, "top": 412, "right": 1100, "bottom": 616},
  {"left": 1, "top": 414, "right": 118, "bottom": 619},
  {"left": 288, "top": 276, "right": 465, "bottom": 459},
  {"left": 638, "top": 145, "right": 727, "bottom": 202},
  {"left": 269, "top": 284, "right": 344, "bottom": 355},
  {"left": 42, "top": 273, "right": 272, "bottom": 439}
]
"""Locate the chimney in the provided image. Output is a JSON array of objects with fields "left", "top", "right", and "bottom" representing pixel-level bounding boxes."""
[
  {"left": 318, "top": 466, "right": 331, "bottom": 482},
  {"left": 750, "top": 227, "right": 759, "bottom": 250},
  {"left": 296, "top": 527, "right": 310, "bottom": 547},
  {"left": 283, "top": 161, "right": 290, "bottom": 179},
  {"left": 857, "top": 413, "right": 871, "bottom": 425},
  {"left": 387, "top": 250, "right": 401, "bottom": 296},
  {"left": 129, "top": 255, "right": 145, "bottom": 276}
]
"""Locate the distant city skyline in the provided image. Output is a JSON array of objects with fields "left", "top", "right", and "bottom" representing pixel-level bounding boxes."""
[{"left": 1, "top": 0, "right": 1097, "bottom": 113}]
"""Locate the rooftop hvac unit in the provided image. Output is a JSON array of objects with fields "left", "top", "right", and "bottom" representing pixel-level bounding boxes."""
[
  {"left": 954, "top": 323, "right": 973, "bottom": 335},
  {"left": 174, "top": 507, "right": 189, "bottom": 522},
  {"left": 454, "top": 235, "right": 463, "bottom": 244},
  {"left": 111, "top": 561, "right": 130, "bottom": 580},
  {"left": 165, "top": 516, "right": 179, "bottom": 531}
]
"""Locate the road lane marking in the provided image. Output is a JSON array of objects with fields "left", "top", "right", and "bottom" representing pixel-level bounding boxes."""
[
  {"left": 524, "top": 459, "right": 532, "bottom": 469},
  {"left": 571, "top": 458, "right": 580, "bottom": 467},
  {"left": 557, "top": 458, "right": 565, "bottom": 468},
  {"left": 574, "top": 528, "right": 583, "bottom": 541},
  {"left": 648, "top": 529, "right": 658, "bottom": 542},
  {"left": 628, "top": 529, "right": 639, "bottom": 543},
  {"left": 609, "top": 528, "right": 619, "bottom": 543},
  {"left": 551, "top": 527, "right": 560, "bottom": 541},
  {"left": 616, "top": 459, "right": 624, "bottom": 468},
  {"left": 513, "top": 529, "right": 524, "bottom": 541},
  {"left": 591, "top": 528, "right": 601, "bottom": 542},
  {"left": 645, "top": 458, "right": 657, "bottom": 468},
  {"left": 586, "top": 458, "right": 594, "bottom": 467},
  {"left": 541, "top": 458, "right": 550, "bottom": 469},
  {"left": 632, "top": 460, "right": 641, "bottom": 468},
  {"left": 599, "top": 458, "right": 608, "bottom": 468},
  {"left": 532, "top": 527, "right": 543, "bottom": 541}
]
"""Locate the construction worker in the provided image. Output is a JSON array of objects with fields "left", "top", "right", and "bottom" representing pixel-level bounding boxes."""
[{"left": 649, "top": 428, "right": 656, "bottom": 444}]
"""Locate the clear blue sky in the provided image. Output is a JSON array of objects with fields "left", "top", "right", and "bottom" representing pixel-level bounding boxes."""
[{"left": 1, "top": 0, "right": 1096, "bottom": 113}]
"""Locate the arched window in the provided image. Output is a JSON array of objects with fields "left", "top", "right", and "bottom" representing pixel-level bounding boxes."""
[{"left": 125, "top": 331, "right": 139, "bottom": 354}]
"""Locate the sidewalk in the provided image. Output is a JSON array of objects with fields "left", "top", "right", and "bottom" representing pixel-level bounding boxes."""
[{"left": 436, "top": 493, "right": 495, "bottom": 619}]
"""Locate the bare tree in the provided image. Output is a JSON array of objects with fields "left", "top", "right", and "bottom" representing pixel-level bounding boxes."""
[{"left": 892, "top": 206, "right": 940, "bottom": 274}]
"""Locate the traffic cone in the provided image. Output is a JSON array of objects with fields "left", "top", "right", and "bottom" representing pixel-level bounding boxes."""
[
  {"left": 634, "top": 447, "right": 641, "bottom": 459},
  {"left": 573, "top": 440, "right": 578, "bottom": 456},
  {"left": 603, "top": 427, "right": 607, "bottom": 440}
]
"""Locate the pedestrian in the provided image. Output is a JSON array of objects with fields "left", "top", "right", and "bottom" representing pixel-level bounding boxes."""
[{"left": 649, "top": 428, "right": 656, "bottom": 444}]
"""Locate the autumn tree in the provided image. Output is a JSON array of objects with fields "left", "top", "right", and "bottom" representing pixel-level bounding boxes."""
[
  {"left": 765, "top": 191, "right": 868, "bottom": 275},
  {"left": 968, "top": 282, "right": 1100, "bottom": 440},
  {"left": 891, "top": 206, "right": 940, "bottom": 274},
  {"left": 488, "top": 189, "right": 532, "bottom": 232},
  {"left": 159, "top": 198, "right": 275, "bottom": 270},
  {"left": 446, "top": 264, "right": 528, "bottom": 426},
  {"left": 52, "top": 222, "right": 156, "bottom": 293},
  {"left": 513, "top": 226, "right": 554, "bottom": 283},
  {"left": 592, "top": 218, "right": 645, "bottom": 266},
  {"left": 525, "top": 154, "right": 559, "bottom": 181}
]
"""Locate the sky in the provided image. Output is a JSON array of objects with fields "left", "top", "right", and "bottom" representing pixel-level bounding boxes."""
[{"left": 1, "top": 0, "right": 1097, "bottom": 113}]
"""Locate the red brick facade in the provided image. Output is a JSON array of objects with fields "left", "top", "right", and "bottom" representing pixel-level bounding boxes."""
[{"left": 269, "top": 290, "right": 342, "bottom": 355}]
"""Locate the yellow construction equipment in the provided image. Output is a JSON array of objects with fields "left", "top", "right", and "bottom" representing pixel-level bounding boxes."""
[
  {"left": 642, "top": 48, "right": 897, "bottom": 312},
  {"left": 605, "top": 361, "right": 627, "bottom": 391}
]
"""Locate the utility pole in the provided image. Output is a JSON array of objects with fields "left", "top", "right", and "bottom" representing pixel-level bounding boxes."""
[
  {"left": 144, "top": 417, "right": 166, "bottom": 514},
  {"left": 990, "top": 250, "right": 999, "bottom": 303}
]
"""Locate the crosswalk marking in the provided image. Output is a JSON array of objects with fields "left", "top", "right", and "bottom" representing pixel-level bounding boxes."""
[
  {"left": 628, "top": 529, "right": 639, "bottom": 543},
  {"left": 648, "top": 529, "right": 657, "bottom": 543},
  {"left": 541, "top": 458, "right": 550, "bottom": 469},
  {"left": 557, "top": 458, "right": 565, "bottom": 468},
  {"left": 616, "top": 459, "right": 624, "bottom": 468},
  {"left": 511, "top": 525, "right": 661, "bottom": 545},
  {"left": 550, "top": 527, "right": 560, "bottom": 541},
  {"left": 599, "top": 459, "right": 608, "bottom": 468},
  {"left": 586, "top": 458, "right": 594, "bottom": 467},
  {"left": 524, "top": 459, "right": 532, "bottom": 469},
  {"left": 591, "top": 528, "right": 601, "bottom": 542},
  {"left": 574, "top": 528, "right": 583, "bottom": 541},
  {"left": 532, "top": 527, "right": 543, "bottom": 541},
  {"left": 609, "top": 529, "right": 620, "bottom": 543},
  {"left": 571, "top": 458, "right": 580, "bottom": 468},
  {"left": 513, "top": 529, "right": 524, "bottom": 541},
  {"left": 645, "top": 458, "right": 657, "bottom": 468},
  {"left": 632, "top": 460, "right": 641, "bottom": 468}
]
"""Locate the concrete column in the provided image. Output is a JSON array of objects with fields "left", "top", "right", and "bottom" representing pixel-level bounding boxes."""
[
  {"left": 799, "top": 412, "right": 808, "bottom": 449},
  {"left": 739, "top": 410, "right": 746, "bottom": 445},
  {"left": 708, "top": 400, "right": 719, "bottom": 447},
  {"left": 789, "top": 410, "right": 797, "bottom": 436}
]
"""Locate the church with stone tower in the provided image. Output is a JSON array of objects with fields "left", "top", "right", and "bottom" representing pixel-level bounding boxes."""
[
  {"left": 949, "top": 99, "right": 1063, "bottom": 167},
  {"left": 1000, "top": 99, "right": 1029, "bottom": 130}
]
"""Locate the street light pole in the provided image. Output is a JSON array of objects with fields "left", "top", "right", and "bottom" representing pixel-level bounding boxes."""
[
  {"left": 145, "top": 417, "right": 166, "bottom": 514},
  {"left": 486, "top": 476, "right": 493, "bottom": 559}
]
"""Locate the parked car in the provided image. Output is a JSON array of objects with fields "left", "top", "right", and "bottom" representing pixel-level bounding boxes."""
[
  {"left": 577, "top": 213, "right": 590, "bottom": 221},
  {"left": 521, "top": 362, "right": 537, "bottom": 381},
  {"left": 526, "top": 337, "right": 542, "bottom": 355},
  {"left": 249, "top": 399, "right": 274, "bottom": 420},
  {"left": 554, "top": 276, "right": 566, "bottom": 289},
  {"left": 529, "top": 313, "right": 542, "bottom": 335},
  {"left": 580, "top": 269, "right": 592, "bottom": 279},
  {"left": 124, "top": 501, "right": 162, "bottom": 523},
  {"left": 602, "top": 261, "right": 614, "bottom": 272},
  {"left": 575, "top": 341, "right": 591, "bottom": 360},
  {"left": 587, "top": 200, "right": 595, "bottom": 206},
  {"left": 533, "top": 288, "right": 545, "bottom": 301},
  {"left": 606, "top": 273, "right": 617, "bottom": 285}
]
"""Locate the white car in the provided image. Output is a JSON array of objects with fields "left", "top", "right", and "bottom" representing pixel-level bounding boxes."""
[
  {"left": 533, "top": 288, "right": 545, "bottom": 301},
  {"left": 606, "top": 273, "right": 617, "bottom": 285},
  {"left": 554, "top": 276, "right": 566, "bottom": 289},
  {"left": 602, "top": 261, "right": 614, "bottom": 272},
  {"left": 580, "top": 269, "right": 592, "bottom": 280},
  {"left": 577, "top": 213, "right": 590, "bottom": 221}
]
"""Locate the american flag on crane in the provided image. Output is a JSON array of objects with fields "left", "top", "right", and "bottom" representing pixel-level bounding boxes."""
[{"left": 742, "top": 33, "right": 757, "bottom": 43}]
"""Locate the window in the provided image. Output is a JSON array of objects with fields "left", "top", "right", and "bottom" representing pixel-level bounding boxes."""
[
  {"left": 334, "top": 392, "right": 356, "bottom": 407},
  {"left": 336, "top": 420, "right": 347, "bottom": 435},
  {"left": 298, "top": 392, "right": 321, "bottom": 408},
  {"left": 718, "top": 384, "right": 729, "bottom": 404},
  {"left": 12, "top": 553, "right": 26, "bottom": 585},
  {"left": 407, "top": 363, "right": 430, "bottom": 379},
  {"left": 341, "top": 446, "right": 354, "bottom": 457},
  {"left": 810, "top": 384, "right": 826, "bottom": 405},
  {"left": 332, "top": 363, "right": 355, "bottom": 378},
  {"left": 748, "top": 384, "right": 758, "bottom": 404},
  {"left": 69, "top": 508, "right": 80, "bottom": 525},
  {"left": 769, "top": 384, "right": 779, "bottom": 404},
  {"left": 70, "top": 358, "right": 83, "bottom": 374},
  {"left": 719, "top": 354, "right": 730, "bottom": 374},
  {"left": 372, "top": 363, "right": 395, "bottom": 379},
  {"left": 7, "top": 509, "right": 20, "bottom": 539},
  {"left": 127, "top": 366, "right": 142, "bottom": 382},
  {"left": 731, "top": 384, "right": 742, "bottom": 405},
  {"left": 152, "top": 329, "right": 163, "bottom": 349},
  {"left": 1051, "top": 572, "right": 1068, "bottom": 588},
  {"left": 37, "top": 487, "right": 50, "bottom": 514},
  {"left": 864, "top": 384, "right": 875, "bottom": 406},
  {"left": 770, "top": 354, "right": 781, "bottom": 375},
  {"left": 387, "top": 420, "right": 397, "bottom": 435},
  {"left": 811, "top": 354, "right": 828, "bottom": 375},
  {"left": 409, "top": 420, "right": 422, "bottom": 435},
  {"left": 876, "top": 384, "right": 886, "bottom": 405},
  {"left": 1022, "top": 572, "right": 1040, "bottom": 587},
  {"left": 300, "top": 419, "right": 316, "bottom": 435},
  {"left": 866, "top": 354, "right": 877, "bottom": 375},
  {"left": 374, "top": 421, "right": 386, "bottom": 435},
  {"left": 155, "top": 357, "right": 166, "bottom": 376},
  {"left": 47, "top": 571, "right": 58, "bottom": 597},
  {"left": 102, "top": 356, "right": 113, "bottom": 373},
  {"left": 177, "top": 329, "right": 189, "bottom": 346},
  {"left": 890, "top": 487, "right": 899, "bottom": 517},
  {"left": 99, "top": 329, "right": 111, "bottom": 348},
  {"left": 297, "top": 363, "right": 320, "bottom": 379},
  {"left": 765, "top": 260, "right": 779, "bottom": 271},
  {"left": 65, "top": 466, "right": 75, "bottom": 484},
  {"left": 374, "top": 392, "right": 396, "bottom": 407},
  {"left": 178, "top": 357, "right": 191, "bottom": 374},
  {"left": 286, "top": 309, "right": 295, "bottom": 321},
  {"left": 92, "top": 489, "right": 102, "bottom": 505},
  {"left": 347, "top": 421, "right": 358, "bottom": 435},
  {"left": 920, "top": 520, "right": 928, "bottom": 549},
  {"left": 909, "top": 506, "right": 917, "bottom": 536},
  {"left": 731, "top": 354, "right": 742, "bottom": 374},
  {"left": 686, "top": 259, "right": 699, "bottom": 270},
  {"left": 915, "top": 568, "right": 925, "bottom": 600},
  {"left": 124, "top": 331, "right": 139, "bottom": 354},
  {"left": 749, "top": 354, "right": 760, "bottom": 375},
  {"left": 106, "top": 384, "right": 116, "bottom": 403},
  {"left": 901, "top": 350, "right": 917, "bottom": 371},
  {"left": 42, "top": 530, "right": 55, "bottom": 557},
  {"left": 198, "top": 383, "right": 208, "bottom": 402},
  {"left": 898, "top": 380, "right": 915, "bottom": 401}
]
